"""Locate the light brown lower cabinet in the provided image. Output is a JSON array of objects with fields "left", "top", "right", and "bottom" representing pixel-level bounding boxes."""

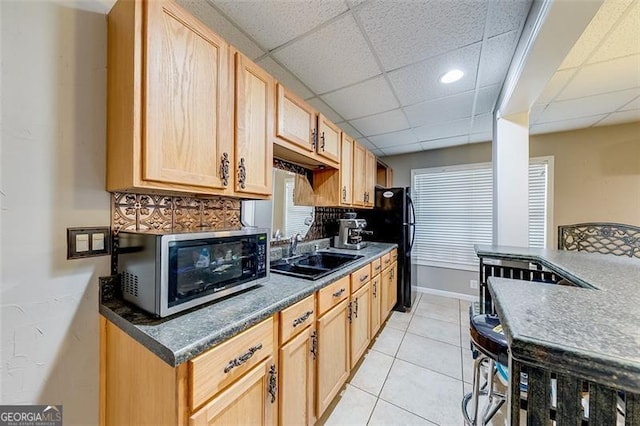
[
  {"left": 370, "top": 273, "right": 382, "bottom": 337},
  {"left": 350, "top": 281, "right": 371, "bottom": 368},
  {"left": 315, "top": 298, "right": 350, "bottom": 418},
  {"left": 382, "top": 262, "right": 398, "bottom": 320},
  {"left": 190, "top": 356, "right": 277, "bottom": 425},
  {"left": 101, "top": 254, "right": 400, "bottom": 426}
]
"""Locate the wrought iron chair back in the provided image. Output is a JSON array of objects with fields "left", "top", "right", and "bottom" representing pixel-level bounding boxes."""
[{"left": 557, "top": 222, "right": 640, "bottom": 258}]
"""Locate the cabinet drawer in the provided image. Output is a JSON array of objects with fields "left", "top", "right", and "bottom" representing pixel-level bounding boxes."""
[
  {"left": 371, "top": 258, "right": 382, "bottom": 276},
  {"left": 350, "top": 263, "right": 371, "bottom": 293},
  {"left": 391, "top": 248, "right": 398, "bottom": 263},
  {"left": 317, "top": 276, "right": 350, "bottom": 316},
  {"left": 190, "top": 317, "right": 274, "bottom": 410},
  {"left": 280, "top": 294, "right": 315, "bottom": 344},
  {"left": 381, "top": 252, "right": 392, "bottom": 269}
]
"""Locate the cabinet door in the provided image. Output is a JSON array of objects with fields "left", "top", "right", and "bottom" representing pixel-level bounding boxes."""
[
  {"left": 389, "top": 262, "right": 398, "bottom": 314},
  {"left": 276, "top": 84, "right": 317, "bottom": 152},
  {"left": 144, "top": 0, "right": 232, "bottom": 191},
  {"left": 352, "top": 142, "right": 366, "bottom": 207},
  {"left": 279, "top": 327, "right": 315, "bottom": 426},
  {"left": 317, "top": 114, "right": 341, "bottom": 163},
  {"left": 316, "top": 298, "right": 350, "bottom": 417},
  {"left": 190, "top": 357, "right": 277, "bottom": 425},
  {"left": 235, "top": 52, "right": 273, "bottom": 197},
  {"left": 365, "top": 150, "right": 376, "bottom": 207},
  {"left": 350, "top": 282, "right": 371, "bottom": 368},
  {"left": 340, "top": 134, "right": 354, "bottom": 206},
  {"left": 382, "top": 265, "right": 398, "bottom": 320},
  {"left": 370, "top": 275, "right": 381, "bottom": 337}
]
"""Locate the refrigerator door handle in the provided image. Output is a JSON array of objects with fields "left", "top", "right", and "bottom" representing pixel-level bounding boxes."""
[{"left": 407, "top": 195, "right": 417, "bottom": 252}]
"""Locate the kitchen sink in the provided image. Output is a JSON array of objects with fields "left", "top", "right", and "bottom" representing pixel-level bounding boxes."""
[{"left": 271, "top": 251, "right": 364, "bottom": 280}]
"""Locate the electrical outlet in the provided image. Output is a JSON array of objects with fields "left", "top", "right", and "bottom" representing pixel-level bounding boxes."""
[
  {"left": 470, "top": 279, "right": 478, "bottom": 289},
  {"left": 67, "top": 227, "right": 111, "bottom": 259}
]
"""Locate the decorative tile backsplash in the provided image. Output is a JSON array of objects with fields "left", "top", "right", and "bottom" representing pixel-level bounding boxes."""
[{"left": 111, "top": 192, "right": 241, "bottom": 232}]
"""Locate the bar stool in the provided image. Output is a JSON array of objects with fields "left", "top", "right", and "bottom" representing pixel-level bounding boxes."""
[{"left": 462, "top": 308, "right": 510, "bottom": 425}]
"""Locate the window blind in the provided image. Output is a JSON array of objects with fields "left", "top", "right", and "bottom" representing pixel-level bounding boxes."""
[
  {"left": 284, "top": 180, "right": 313, "bottom": 237},
  {"left": 412, "top": 159, "right": 550, "bottom": 270}
]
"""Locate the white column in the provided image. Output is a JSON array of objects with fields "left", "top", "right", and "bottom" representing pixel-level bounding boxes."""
[{"left": 492, "top": 112, "right": 529, "bottom": 247}]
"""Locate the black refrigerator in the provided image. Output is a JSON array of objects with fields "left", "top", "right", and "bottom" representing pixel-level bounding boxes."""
[{"left": 361, "top": 187, "right": 417, "bottom": 312}]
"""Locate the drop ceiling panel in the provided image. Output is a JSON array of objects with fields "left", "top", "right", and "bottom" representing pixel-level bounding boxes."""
[
  {"left": 380, "top": 142, "right": 423, "bottom": 156},
  {"left": 556, "top": 54, "right": 640, "bottom": 100},
  {"left": 421, "top": 135, "right": 469, "bottom": 150},
  {"left": 485, "top": 0, "right": 532, "bottom": 38},
  {"left": 213, "top": 0, "right": 348, "bottom": 50},
  {"left": 535, "top": 68, "right": 576, "bottom": 104},
  {"left": 356, "top": 0, "right": 487, "bottom": 71},
  {"left": 621, "top": 95, "right": 640, "bottom": 110},
  {"left": 388, "top": 43, "right": 481, "bottom": 106},
  {"left": 306, "top": 97, "right": 343, "bottom": 124},
  {"left": 369, "top": 129, "right": 419, "bottom": 148},
  {"left": 256, "top": 57, "right": 313, "bottom": 99},
  {"left": 349, "top": 109, "right": 410, "bottom": 137},
  {"left": 530, "top": 115, "right": 605, "bottom": 135},
  {"left": 176, "top": 0, "right": 264, "bottom": 59},
  {"left": 558, "top": 0, "right": 633, "bottom": 70},
  {"left": 529, "top": 104, "right": 545, "bottom": 124},
  {"left": 336, "top": 121, "right": 363, "bottom": 139},
  {"left": 273, "top": 14, "right": 380, "bottom": 94},
  {"left": 539, "top": 89, "right": 639, "bottom": 123},
  {"left": 471, "top": 114, "right": 492, "bottom": 134},
  {"left": 468, "top": 132, "right": 492, "bottom": 143},
  {"left": 588, "top": 1, "right": 640, "bottom": 63},
  {"left": 321, "top": 76, "right": 398, "bottom": 120},
  {"left": 356, "top": 137, "right": 378, "bottom": 151},
  {"left": 413, "top": 117, "right": 471, "bottom": 141},
  {"left": 475, "top": 84, "right": 501, "bottom": 115},
  {"left": 477, "top": 31, "right": 519, "bottom": 87},
  {"left": 404, "top": 91, "right": 475, "bottom": 127},
  {"left": 597, "top": 108, "right": 640, "bottom": 126}
]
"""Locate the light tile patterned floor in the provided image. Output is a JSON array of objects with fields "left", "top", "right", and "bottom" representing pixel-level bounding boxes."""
[{"left": 320, "top": 292, "right": 507, "bottom": 426}]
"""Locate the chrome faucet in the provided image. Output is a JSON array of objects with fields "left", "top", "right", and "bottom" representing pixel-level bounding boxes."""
[{"left": 288, "top": 233, "right": 301, "bottom": 257}]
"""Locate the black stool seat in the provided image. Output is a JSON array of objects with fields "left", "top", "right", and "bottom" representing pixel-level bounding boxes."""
[{"left": 469, "top": 313, "right": 509, "bottom": 365}]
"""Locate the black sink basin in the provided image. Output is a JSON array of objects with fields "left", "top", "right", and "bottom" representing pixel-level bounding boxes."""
[{"left": 271, "top": 251, "right": 364, "bottom": 280}]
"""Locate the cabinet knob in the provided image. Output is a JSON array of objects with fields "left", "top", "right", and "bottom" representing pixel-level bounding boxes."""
[{"left": 238, "top": 157, "right": 246, "bottom": 189}]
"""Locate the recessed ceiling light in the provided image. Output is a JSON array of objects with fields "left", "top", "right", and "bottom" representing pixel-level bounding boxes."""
[{"left": 440, "top": 69, "right": 464, "bottom": 84}]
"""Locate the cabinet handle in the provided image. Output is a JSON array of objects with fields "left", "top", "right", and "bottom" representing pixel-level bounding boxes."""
[
  {"left": 320, "top": 131, "right": 325, "bottom": 150},
  {"left": 293, "top": 310, "right": 313, "bottom": 327},
  {"left": 220, "top": 152, "right": 230, "bottom": 186},
  {"left": 354, "top": 297, "right": 359, "bottom": 318},
  {"left": 373, "top": 282, "right": 377, "bottom": 297},
  {"left": 237, "top": 157, "right": 247, "bottom": 189},
  {"left": 391, "top": 269, "right": 394, "bottom": 280},
  {"left": 375, "top": 265, "right": 381, "bottom": 272},
  {"left": 359, "top": 274, "right": 368, "bottom": 283},
  {"left": 310, "top": 330, "right": 318, "bottom": 360},
  {"left": 342, "top": 186, "right": 347, "bottom": 202},
  {"left": 268, "top": 364, "right": 277, "bottom": 404},
  {"left": 311, "top": 128, "right": 317, "bottom": 150},
  {"left": 223, "top": 343, "right": 263, "bottom": 373},
  {"left": 347, "top": 302, "right": 352, "bottom": 323},
  {"left": 332, "top": 288, "right": 345, "bottom": 298}
]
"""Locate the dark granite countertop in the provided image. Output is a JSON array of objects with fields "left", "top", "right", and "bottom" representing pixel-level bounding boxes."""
[
  {"left": 475, "top": 245, "right": 640, "bottom": 393},
  {"left": 100, "top": 242, "right": 396, "bottom": 367}
]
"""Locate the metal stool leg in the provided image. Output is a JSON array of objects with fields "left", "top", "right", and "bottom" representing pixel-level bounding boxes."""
[{"left": 462, "top": 354, "right": 507, "bottom": 426}]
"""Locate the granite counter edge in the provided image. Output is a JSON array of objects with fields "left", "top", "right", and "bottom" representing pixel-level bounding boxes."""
[{"left": 101, "top": 243, "right": 397, "bottom": 367}]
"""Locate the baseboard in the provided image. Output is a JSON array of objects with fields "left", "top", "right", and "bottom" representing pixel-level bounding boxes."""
[{"left": 416, "top": 286, "right": 477, "bottom": 302}]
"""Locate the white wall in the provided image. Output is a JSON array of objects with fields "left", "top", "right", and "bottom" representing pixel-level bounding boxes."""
[{"left": 1, "top": 1, "right": 114, "bottom": 424}]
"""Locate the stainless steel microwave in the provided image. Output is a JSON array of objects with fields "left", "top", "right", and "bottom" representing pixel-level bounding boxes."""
[{"left": 118, "top": 229, "right": 269, "bottom": 317}]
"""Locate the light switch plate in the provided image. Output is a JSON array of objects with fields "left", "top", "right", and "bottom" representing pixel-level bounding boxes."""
[{"left": 67, "top": 227, "right": 111, "bottom": 259}]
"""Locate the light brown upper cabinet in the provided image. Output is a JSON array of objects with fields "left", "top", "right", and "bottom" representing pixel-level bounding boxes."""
[
  {"left": 234, "top": 52, "right": 273, "bottom": 198},
  {"left": 107, "top": 0, "right": 234, "bottom": 195},
  {"left": 316, "top": 114, "right": 341, "bottom": 163},
  {"left": 352, "top": 142, "right": 367, "bottom": 207},
  {"left": 340, "top": 134, "right": 354, "bottom": 206},
  {"left": 365, "top": 150, "right": 376, "bottom": 207},
  {"left": 275, "top": 85, "right": 340, "bottom": 169}
]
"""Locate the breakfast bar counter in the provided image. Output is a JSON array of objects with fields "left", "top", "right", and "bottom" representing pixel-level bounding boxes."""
[{"left": 475, "top": 245, "right": 640, "bottom": 423}]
